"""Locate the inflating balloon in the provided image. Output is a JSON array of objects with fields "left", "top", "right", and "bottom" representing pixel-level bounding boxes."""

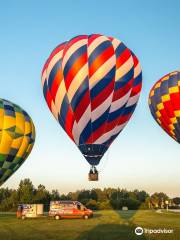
[
  {"left": 41, "top": 34, "right": 142, "bottom": 180},
  {"left": 149, "top": 70, "right": 180, "bottom": 142},
  {"left": 0, "top": 99, "right": 35, "bottom": 186}
]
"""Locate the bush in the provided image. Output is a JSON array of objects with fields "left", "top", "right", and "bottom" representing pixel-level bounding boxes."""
[
  {"left": 169, "top": 205, "right": 180, "bottom": 209},
  {"left": 110, "top": 199, "right": 123, "bottom": 209},
  {"left": 139, "top": 202, "right": 149, "bottom": 210},
  {"left": 110, "top": 198, "right": 141, "bottom": 210},
  {"left": 97, "top": 200, "right": 112, "bottom": 210},
  {"left": 86, "top": 199, "right": 98, "bottom": 210},
  {"left": 80, "top": 198, "right": 89, "bottom": 206},
  {"left": 125, "top": 198, "right": 141, "bottom": 210}
]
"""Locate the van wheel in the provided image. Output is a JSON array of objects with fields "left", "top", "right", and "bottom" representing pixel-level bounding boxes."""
[
  {"left": 55, "top": 215, "right": 60, "bottom": 220},
  {"left": 84, "top": 215, "right": 89, "bottom": 220},
  {"left": 22, "top": 216, "right": 26, "bottom": 220}
]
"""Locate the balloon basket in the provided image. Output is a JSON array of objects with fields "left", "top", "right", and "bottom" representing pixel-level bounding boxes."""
[{"left": 88, "top": 172, "right": 98, "bottom": 181}]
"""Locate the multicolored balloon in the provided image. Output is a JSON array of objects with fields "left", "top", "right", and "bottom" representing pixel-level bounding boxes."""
[
  {"left": 149, "top": 70, "right": 180, "bottom": 142},
  {"left": 0, "top": 99, "right": 35, "bottom": 186},
  {"left": 41, "top": 34, "right": 142, "bottom": 176}
]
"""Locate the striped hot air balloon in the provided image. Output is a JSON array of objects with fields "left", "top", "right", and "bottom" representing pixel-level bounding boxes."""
[
  {"left": 0, "top": 99, "right": 35, "bottom": 186},
  {"left": 149, "top": 70, "right": 180, "bottom": 142},
  {"left": 41, "top": 34, "right": 142, "bottom": 180}
]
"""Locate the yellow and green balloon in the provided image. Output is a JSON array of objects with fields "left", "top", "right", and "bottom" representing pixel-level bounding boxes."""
[{"left": 0, "top": 99, "right": 35, "bottom": 186}]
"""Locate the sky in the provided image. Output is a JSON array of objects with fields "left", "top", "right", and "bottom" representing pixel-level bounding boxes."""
[{"left": 0, "top": 0, "right": 180, "bottom": 197}]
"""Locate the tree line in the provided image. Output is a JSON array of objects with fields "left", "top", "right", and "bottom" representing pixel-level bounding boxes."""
[{"left": 0, "top": 179, "right": 179, "bottom": 211}]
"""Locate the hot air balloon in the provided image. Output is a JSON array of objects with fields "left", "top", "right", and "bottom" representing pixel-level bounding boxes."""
[
  {"left": 0, "top": 99, "right": 35, "bottom": 186},
  {"left": 41, "top": 34, "right": 142, "bottom": 180},
  {"left": 149, "top": 70, "right": 180, "bottom": 142}
]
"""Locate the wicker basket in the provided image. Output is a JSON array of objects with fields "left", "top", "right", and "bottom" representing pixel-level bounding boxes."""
[{"left": 88, "top": 172, "right": 98, "bottom": 181}]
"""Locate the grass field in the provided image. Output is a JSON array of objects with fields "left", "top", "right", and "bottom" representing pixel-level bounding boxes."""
[{"left": 0, "top": 210, "right": 179, "bottom": 240}]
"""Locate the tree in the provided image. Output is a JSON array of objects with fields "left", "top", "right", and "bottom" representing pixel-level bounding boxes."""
[
  {"left": 128, "top": 191, "right": 137, "bottom": 200},
  {"left": 92, "top": 189, "right": 108, "bottom": 201},
  {"left": 67, "top": 191, "right": 80, "bottom": 201},
  {"left": 90, "top": 189, "right": 98, "bottom": 201},
  {"left": 86, "top": 199, "right": 98, "bottom": 210},
  {"left": 0, "top": 188, "right": 11, "bottom": 203},
  {"left": 145, "top": 197, "right": 152, "bottom": 209},
  {"left": 97, "top": 200, "right": 112, "bottom": 210},
  {"left": 152, "top": 192, "right": 169, "bottom": 200},
  {"left": 0, "top": 178, "right": 175, "bottom": 212},
  {"left": 78, "top": 190, "right": 91, "bottom": 202},
  {"left": 0, "top": 188, "right": 17, "bottom": 211},
  {"left": 173, "top": 197, "right": 180, "bottom": 205},
  {"left": 125, "top": 198, "right": 141, "bottom": 210},
  {"left": 110, "top": 189, "right": 129, "bottom": 200},
  {"left": 136, "top": 190, "right": 149, "bottom": 202},
  {"left": 6, "top": 190, "right": 19, "bottom": 210},
  {"left": 51, "top": 190, "right": 60, "bottom": 200},
  {"left": 60, "top": 194, "right": 69, "bottom": 200},
  {"left": 150, "top": 195, "right": 159, "bottom": 208},
  {"left": 151, "top": 192, "right": 169, "bottom": 208},
  {"left": 34, "top": 185, "right": 50, "bottom": 204},
  {"left": 17, "top": 179, "right": 35, "bottom": 203},
  {"left": 104, "top": 188, "right": 116, "bottom": 199}
]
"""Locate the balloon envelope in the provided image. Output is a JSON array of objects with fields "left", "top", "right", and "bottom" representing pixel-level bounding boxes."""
[
  {"left": 42, "top": 34, "right": 142, "bottom": 166},
  {"left": 149, "top": 70, "right": 180, "bottom": 142},
  {"left": 0, "top": 99, "right": 35, "bottom": 186}
]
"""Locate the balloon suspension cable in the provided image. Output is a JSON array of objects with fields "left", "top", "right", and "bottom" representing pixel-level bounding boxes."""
[
  {"left": 98, "top": 148, "right": 110, "bottom": 173},
  {"left": 91, "top": 165, "right": 98, "bottom": 173}
]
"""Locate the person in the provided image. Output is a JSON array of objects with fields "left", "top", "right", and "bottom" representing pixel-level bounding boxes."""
[
  {"left": 89, "top": 166, "right": 98, "bottom": 174},
  {"left": 89, "top": 166, "right": 93, "bottom": 174}
]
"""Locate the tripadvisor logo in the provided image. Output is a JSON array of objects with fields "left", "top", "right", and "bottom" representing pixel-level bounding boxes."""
[
  {"left": 135, "top": 226, "right": 174, "bottom": 235},
  {"left": 135, "top": 227, "right": 143, "bottom": 235}
]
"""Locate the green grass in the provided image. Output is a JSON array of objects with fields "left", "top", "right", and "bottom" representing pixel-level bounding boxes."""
[{"left": 0, "top": 210, "right": 179, "bottom": 240}]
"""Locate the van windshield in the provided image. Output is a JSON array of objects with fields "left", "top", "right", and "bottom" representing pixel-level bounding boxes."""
[
  {"left": 77, "top": 204, "right": 81, "bottom": 210},
  {"left": 17, "top": 205, "right": 23, "bottom": 211}
]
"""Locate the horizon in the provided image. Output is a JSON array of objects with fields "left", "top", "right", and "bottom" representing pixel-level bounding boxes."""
[{"left": 1, "top": 178, "right": 179, "bottom": 199}]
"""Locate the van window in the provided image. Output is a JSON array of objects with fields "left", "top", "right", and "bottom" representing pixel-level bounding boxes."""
[{"left": 77, "top": 204, "right": 81, "bottom": 210}]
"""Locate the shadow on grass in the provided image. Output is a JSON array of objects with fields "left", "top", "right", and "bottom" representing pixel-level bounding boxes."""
[
  {"left": 75, "top": 209, "right": 152, "bottom": 240},
  {"left": 92, "top": 213, "right": 102, "bottom": 219},
  {"left": 75, "top": 223, "right": 148, "bottom": 240},
  {"left": 116, "top": 210, "right": 138, "bottom": 220}
]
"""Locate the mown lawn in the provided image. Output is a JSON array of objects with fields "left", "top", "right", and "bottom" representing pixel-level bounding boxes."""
[{"left": 0, "top": 210, "right": 179, "bottom": 240}]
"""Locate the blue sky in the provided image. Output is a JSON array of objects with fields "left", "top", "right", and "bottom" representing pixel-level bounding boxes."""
[{"left": 0, "top": 0, "right": 180, "bottom": 197}]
